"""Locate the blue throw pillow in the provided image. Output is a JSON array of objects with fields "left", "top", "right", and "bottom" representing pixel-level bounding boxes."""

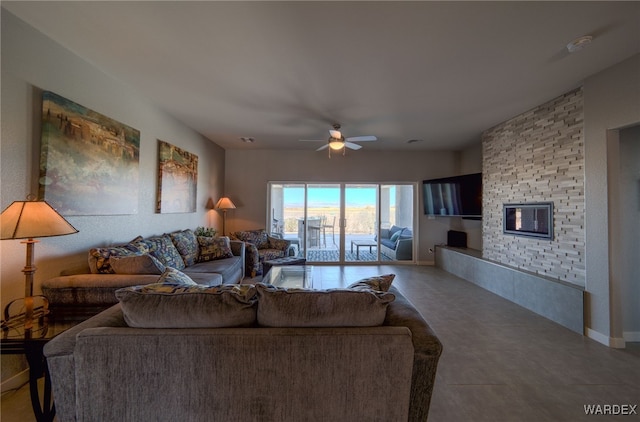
[{"left": 390, "top": 230, "right": 403, "bottom": 242}]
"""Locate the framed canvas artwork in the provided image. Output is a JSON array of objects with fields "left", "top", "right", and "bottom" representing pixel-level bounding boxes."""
[
  {"left": 38, "top": 91, "right": 140, "bottom": 215},
  {"left": 156, "top": 140, "right": 198, "bottom": 213}
]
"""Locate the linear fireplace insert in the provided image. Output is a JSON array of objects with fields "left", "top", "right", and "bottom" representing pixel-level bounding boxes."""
[{"left": 503, "top": 202, "right": 553, "bottom": 240}]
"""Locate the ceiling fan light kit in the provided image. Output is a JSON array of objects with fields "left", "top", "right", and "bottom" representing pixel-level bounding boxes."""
[
  {"left": 329, "top": 138, "right": 346, "bottom": 150},
  {"left": 302, "top": 123, "right": 377, "bottom": 158}
]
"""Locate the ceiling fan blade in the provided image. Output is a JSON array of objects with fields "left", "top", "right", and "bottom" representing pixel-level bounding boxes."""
[
  {"left": 329, "top": 129, "right": 342, "bottom": 139},
  {"left": 346, "top": 135, "right": 377, "bottom": 142},
  {"left": 316, "top": 144, "right": 329, "bottom": 151},
  {"left": 345, "top": 142, "right": 363, "bottom": 150}
]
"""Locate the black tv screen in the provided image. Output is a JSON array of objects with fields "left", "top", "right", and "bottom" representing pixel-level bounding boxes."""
[{"left": 423, "top": 173, "right": 482, "bottom": 218}]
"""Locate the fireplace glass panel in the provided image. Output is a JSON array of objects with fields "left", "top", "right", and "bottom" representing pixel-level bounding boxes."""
[{"left": 503, "top": 203, "right": 553, "bottom": 240}]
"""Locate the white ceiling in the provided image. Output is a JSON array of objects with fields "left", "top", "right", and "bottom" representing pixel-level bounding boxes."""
[{"left": 3, "top": 1, "right": 639, "bottom": 151}]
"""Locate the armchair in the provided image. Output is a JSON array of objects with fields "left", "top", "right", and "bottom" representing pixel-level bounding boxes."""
[
  {"left": 230, "top": 229, "right": 292, "bottom": 277},
  {"left": 379, "top": 225, "right": 413, "bottom": 261}
]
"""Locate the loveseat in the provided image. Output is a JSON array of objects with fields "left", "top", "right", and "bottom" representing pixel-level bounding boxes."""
[
  {"left": 380, "top": 225, "right": 413, "bottom": 260},
  {"left": 42, "top": 229, "right": 245, "bottom": 317},
  {"left": 44, "top": 281, "right": 442, "bottom": 422},
  {"left": 230, "top": 229, "right": 293, "bottom": 277}
]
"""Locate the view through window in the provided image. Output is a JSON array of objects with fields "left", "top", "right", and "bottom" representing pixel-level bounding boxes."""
[{"left": 269, "top": 183, "right": 415, "bottom": 263}]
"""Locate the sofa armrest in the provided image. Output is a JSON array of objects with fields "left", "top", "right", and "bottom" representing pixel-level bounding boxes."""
[
  {"left": 43, "top": 304, "right": 126, "bottom": 422},
  {"left": 242, "top": 242, "right": 260, "bottom": 277},
  {"left": 395, "top": 238, "right": 413, "bottom": 260},
  {"left": 229, "top": 240, "right": 246, "bottom": 279},
  {"left": 44, "top": 304, "right": 126, "bottom": 358},
  {"left": 385, "top": 286, "right": 442, "bottom": 422}
]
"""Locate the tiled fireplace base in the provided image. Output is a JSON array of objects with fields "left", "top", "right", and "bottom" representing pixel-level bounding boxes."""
[{"left": 435, "top": 246, "right": 584, "bottom": 334}]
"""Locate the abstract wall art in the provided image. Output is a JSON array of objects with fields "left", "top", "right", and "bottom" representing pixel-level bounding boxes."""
[
  {"left": 156, "top": 140, "right": 198, "bottom": 213},
  {"left": 38, "top": 91, "right": 140, "bottom": 215}
]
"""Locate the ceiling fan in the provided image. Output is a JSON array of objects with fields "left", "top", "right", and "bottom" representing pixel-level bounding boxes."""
[{"left": 300, "top": 124, "right": 377, "bottom": 157}]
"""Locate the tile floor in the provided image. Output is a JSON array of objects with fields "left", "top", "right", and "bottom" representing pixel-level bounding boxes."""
[{"left": 2, "top": 265, "right": 639, "bottom": 421}]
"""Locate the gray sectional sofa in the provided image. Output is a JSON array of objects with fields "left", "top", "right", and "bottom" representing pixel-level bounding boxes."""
[
  {"left": 44, "top": 285, "right": 442, "bottom": 422},
  {"left": 42, "top": 229, "right": 245, "bottom": 317}
]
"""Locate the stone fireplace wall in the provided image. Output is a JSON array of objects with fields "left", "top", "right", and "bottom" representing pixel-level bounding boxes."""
[{"left": 482, "top": 88, "right": 585, "bottom": 285}]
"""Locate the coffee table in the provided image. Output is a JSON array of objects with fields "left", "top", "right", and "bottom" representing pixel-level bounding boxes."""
[
  {"left": 262, "top": 265, "right": 313, "bottom": 289},
  {"left": 350, "top": 239, "right": 377, "bottom": 259}
]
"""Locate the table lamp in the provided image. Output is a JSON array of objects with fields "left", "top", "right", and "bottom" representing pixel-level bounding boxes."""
[
  {"left": 215, "top": 197, "right": 236, "bottom": 236},
  {"left": 1, "top": 198, "right": 78, "bottom": 329}
]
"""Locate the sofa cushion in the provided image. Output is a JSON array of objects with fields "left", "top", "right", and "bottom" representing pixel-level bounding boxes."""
[
  {"left": 109, "top": 254, "right": 166, "bottom": 275},
  {"left": 267, "top": 236, "right": 290, "bottom": 251},
  {"left": 400, "top": 228, "right": 413, "bottom": 239},
  {"left": 115, "top": 283, "right": 258, "bottom": 328},
  {"left": 255, "top": 283, "right": 395, "bottom": 327},
  {"left": 129, "top": 235, "right": 186, "bottom": 270},
  {"left": 389, "top": 225, "right": 405, "bottom": 237},
  {"left": 232, "top": 229, "right": 269, "bottom": 249},
  {"left": 347, "top": 274, "right": 396, "bottom": 292},
  {"left": 185, "top": 255, "right": 242, "bottom": 284},
  {"left": 88, "top": 246, "right": 138, "bottom": 274},
  {"left": 380, "top": 238, "right": 397, "bottom": 249},
  {"left": 170, "top": 229, "right": 199, "bottom": 266},
  {"left": 390, "top": 230, "right": 403, "bottom": 242},
  {"left": 197, "top": 236, "right": 234, "bottom": 262},
  {"left": 157, "top": 267, "right": 197, "bottom": 285}
]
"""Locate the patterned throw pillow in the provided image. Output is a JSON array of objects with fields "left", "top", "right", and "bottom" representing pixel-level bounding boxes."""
[
  {"left": 197, "top": 236, "right": 234, "bottom": 262},
  {"left": 157, "top": 267, "right": 197, "bottom": 285},
  {"left": 170, "top": 229, "right": 199, "bottom": 267},
  {"left": 232, "top": 230, "right": 268, "bottom": 249},
  {"left": 268, "top": 236, "right": 290, "bottom": 251},
  {"left": 255, "top": 283, "right": 395, "bottom": 327},
  {"left": 115, "top": 283, "right": 258, "bottom": 328},
  {"left": 88, "top": 246, "right": 137, "bottom": 274},
  {"left": 126, "top": 238, "right": 151, "bottom": 254},
  {"left": 129, "top": 235, "right": 186, "bottom": 270},
  {"left": 347, "top": 274, "right": 396, "bottom": 292},
  {"left": 110, "top": 254, "right": 166, "bottom": 275}
]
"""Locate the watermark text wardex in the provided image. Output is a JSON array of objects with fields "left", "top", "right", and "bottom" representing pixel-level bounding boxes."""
[{"left": 584, "top": 404, "right": 637, "bottom": 415}]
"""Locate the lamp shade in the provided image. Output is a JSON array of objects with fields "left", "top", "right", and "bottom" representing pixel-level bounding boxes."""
[
  {"left": 1, "top": 200, "right": 78, "bottom": 240},
  {"left": 215, "top": 197, "right": 236, "bottom": 210}
]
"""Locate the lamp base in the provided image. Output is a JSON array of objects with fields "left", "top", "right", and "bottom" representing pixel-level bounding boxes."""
[{"left": 1, "top": 296, "right": 50, "bottom": 336}]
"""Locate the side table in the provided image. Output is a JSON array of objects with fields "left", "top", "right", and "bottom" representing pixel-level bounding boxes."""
[{"left": 1, "top": 304, "right": 80, "bottom": 422}]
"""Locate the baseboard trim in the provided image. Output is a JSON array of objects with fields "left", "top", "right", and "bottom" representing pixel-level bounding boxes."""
[
  {"left": 623, "top": 331, "right": 640, "bottom": 342},
  {"left": 586, "top": 328, "right": 626, "bottom": 348},
  {"left": 1, "top": 369, "right": 29, "bottom": 393}
]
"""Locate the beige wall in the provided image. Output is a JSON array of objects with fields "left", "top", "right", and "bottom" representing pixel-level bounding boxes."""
[
  {"left": 617, "top": 126, "right": 640, "bottom": 340},
  {"left": 1, "top": 12, "right": 226, "bottom": 312},
  {"left": 224, "top": 149, "right": 481, "bottom": 262},
  {"left": 583, "top": 54, "right": 640, "bottom": 344}
]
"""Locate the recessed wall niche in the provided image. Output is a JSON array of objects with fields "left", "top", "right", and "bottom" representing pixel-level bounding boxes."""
[{"left": 503, "top": 202, "right": 553, "bottom": 240}]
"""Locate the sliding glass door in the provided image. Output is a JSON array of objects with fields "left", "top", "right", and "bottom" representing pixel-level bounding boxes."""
[
  {"left": 344, "top": 184, "right": 378, "bottom": 262},
  {"left": 269, "top": 182, "right": 415, "bottom": 264},
  {"left": 306, "top": 184, "right": 340, "bottom": 263}
]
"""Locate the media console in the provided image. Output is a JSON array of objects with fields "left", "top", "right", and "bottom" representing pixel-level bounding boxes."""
[{"left": 435, "top": 246, "right": 584, "bottom": 334}]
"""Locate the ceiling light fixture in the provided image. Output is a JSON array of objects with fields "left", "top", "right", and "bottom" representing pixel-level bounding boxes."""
[
  {"left": 240, "top": 137, "right": 255, "bottom": 143},
  {"left": 566, "top": 35, "right": 593, "bottom": 53},
  {"left": 329, "top": 137, "right": 345, "bottom": 150}
]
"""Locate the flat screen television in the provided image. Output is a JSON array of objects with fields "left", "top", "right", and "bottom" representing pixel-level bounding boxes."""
[{"left": 422, "top": 173, "right": 482, "bottom": 219}]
